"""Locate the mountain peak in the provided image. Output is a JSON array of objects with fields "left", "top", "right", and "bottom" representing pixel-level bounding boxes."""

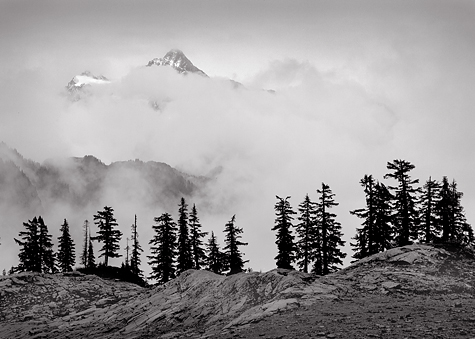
[
  {"left": 66, "top": 71, "right": 110, "bottom": 92},
  {"left": 146, "top": 49, "right": 207, "bottom": 77}
]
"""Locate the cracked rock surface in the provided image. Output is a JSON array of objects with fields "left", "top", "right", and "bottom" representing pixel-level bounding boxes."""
[{"left": 1, "top": 244, "right": 475, "bottom": 338}]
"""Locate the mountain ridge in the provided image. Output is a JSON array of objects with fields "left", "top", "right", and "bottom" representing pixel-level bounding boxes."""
[{"left": 0, "top": 142, "right": 207, "bottom": 216}]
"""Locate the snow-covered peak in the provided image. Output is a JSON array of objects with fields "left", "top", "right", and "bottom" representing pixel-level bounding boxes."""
[
  {"left": 146, "top": 49, "right": 207, "bottom": 77},
  {"left": 66, "top": 71, "right": 110, "bottom": 92}
]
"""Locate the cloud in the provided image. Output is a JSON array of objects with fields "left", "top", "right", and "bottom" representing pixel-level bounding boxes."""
[
  {"left": 1, "top": 0, "right": 475, "bottom": 274},
  {"left": 0, "top": 57, "right": 404, "bottom": 273}
]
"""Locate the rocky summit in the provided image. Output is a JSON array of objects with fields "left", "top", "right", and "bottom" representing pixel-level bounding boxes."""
[
  {"left": 146, "top": 49, "right": 207, "bottom": 77},
  {"left": 1, "top": 244, "right": 475, "bottom": 338}
]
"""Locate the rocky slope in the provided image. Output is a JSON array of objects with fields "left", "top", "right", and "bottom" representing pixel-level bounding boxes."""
[
  {"left": 146, "top": 49, "right": 207, "bottom": 77},
  {"left": 1, "top": 244, "right": 475, "bottom": 338}
]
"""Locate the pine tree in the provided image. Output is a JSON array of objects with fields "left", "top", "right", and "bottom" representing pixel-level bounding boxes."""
[
  {"left": 419, "top": 177, "right": 441, "bottom": 243},
  {"left": 93, "top": 206, "right": 122, "bottom": 266},
  {"left": 314, "top": 183, "right": 346, "bottom": 275},
  {"left": 80, "top": 220, "right": 89, "bottom": 268},
  {"left": 351, "top": 177, "right": 394, "bottom": 260},
  {"left": 223, "top": 215, "right": 248, "bottom": 275},
  {"left": 57, "top": 219, "right": 76, "bottom": 272},
  {"left": 148, "top": 213, "right": 178, "bottom": 284},
  {"left": 384, "top": 159, "right": 420, "bottom": 246},
  {"left": 87, "top": 239, "right": 96, "bottom": 269},
  {"left": 189, "top": 204, "right": 208, "bottom": 270},
  {"left": 130, "top": 214, "right": 143, "bottom": 277},
  {"left": 350, "top": 175, "right": 377, "bottom": 260},
  {"left": 37, "top": 217, "right": 55, "bottom": 273},
  {"left": 206, "top": 231, "right": 227, "bottom": 274},
  {"left": 436, "top": 178, "right": 474, "bottom": 245},
  {"left": 437, "top": 176, "right": 452, "bottom": 242},
  {"left": 124, "top": 237, "right": 130, "bottom": 267},
  {"left": 373, "top": 182, "right": 394, "bottom": 252},
  {"left": 16, "top": 217, "right": 55, "bottom": 273},
  {"left": 15, "top": 217, "right": 40, "bottom": 272},
  {"left": 295, "top": 194, "right": 316, "bottom": 273},
  {"left": 449, "top": 180, "right": 474, "bottom": 245},
  {"left": 176, "top": 197, "right": 193, "bottom": 274},
  {"left": 272, "top": 196, "right": 297, "bottom": 270}
]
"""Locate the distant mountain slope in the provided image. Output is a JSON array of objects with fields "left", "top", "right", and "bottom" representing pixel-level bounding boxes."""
[
  {"left": 1, "top": 243, "right": 474, "bottom": 339},
  {"left": 0, "top": 143, "right": 207, "bottom": 216}
]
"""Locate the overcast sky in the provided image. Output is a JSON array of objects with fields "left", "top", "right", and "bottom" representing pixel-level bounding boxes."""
[{"left": 1, "top": 0, "right": 475, "bottom": 273}]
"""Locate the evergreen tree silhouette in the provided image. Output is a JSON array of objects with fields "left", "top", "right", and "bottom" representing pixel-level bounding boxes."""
[
  {"left": 449, "top": 180, "right": 474, "bottom": 245},
  {"left": 223, "top": 215, "right": 248, "bottom": 275},
  {"left": 314, "top": 183, "right": 346, "bottom": 275},
  {"left": 80, "top": 220, "right": 89, "bottom": 268},
  {"left": 436, "top": 178, "right": 474, "bottom": 245},
  {"left": 130, "top": 214, "right": 143, "bottom": 277},
  {"left": 351, "top": 177, "right": 393, "bottom": 260},
  {"left": 189, "top": 204, "right": 208, "bottom": 270},
  {"left": 15, "top": 217, "right": 40, "bottom": 272},
  {"left": 384, "top": 159, "right": 420, "bottom": 246},
  {"left": 57, "top": 219, "right": 76, "bottom": 272},
  {"left": 373, "top": 182, "right": 394, "bottom": 252},
  {"left": 93, "top": 206, "right": 122, "bottom": 266},
  {"left": 296, "top": 194, "right": 316, "bottom": 273},
  {"left": 419, "top": 177, "right": 441, "bottom": 243},
  {"left": 16, "top": 216, "right": 55, "bottom": 273},
  {"left": 37, "top": 217, "right": 55, "bottom": 273},
  {"left": 87, "top": 238, "right": 96, "bottom": 269},
  {"left": 206, "top": 231, "right": 227, "bottom": 274},
  {"left": 437, "top": 176, "right": 452, "bottom": 242},
  {"left": 148, "top": 213, "right": 177, "bottom": 284},
  {"left": 350, "top": 175, "right": 376, "bottom": 259},
  {"left": 176, "top": 197, "right": 193, "bottom": 274},
  {"left": 272, "top": 196, "right": 297, "bottom": 270},
  {"left": 124, "top": 237, "right": 130, "bottom": 267}
]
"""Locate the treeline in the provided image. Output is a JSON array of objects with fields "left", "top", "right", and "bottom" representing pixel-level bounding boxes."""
[
  {"left": 11, "top": 198, "right": 248, "bottom": 285},
  {"left": 270, "top": 159, "right": 474, "bottom": 275},
  {"left": 147, "top": 198, "right": 247, "bottom": 284},
  {"left": 7, "top": 158, "right": 474, "bottom": 281},
  {"left": 350, "top": 159, "right": 473, "bottom": 260},
  {"left": 271, "top": 183, "right": 346, "bottom": 275}
]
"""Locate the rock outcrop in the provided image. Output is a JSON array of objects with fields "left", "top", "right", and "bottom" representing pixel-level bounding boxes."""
[
  {"left": 1, "top": 243, "right": 474, "bottom": 338},
  {"left": 334, "top": 244, "right": 475, "bottom": 296}
]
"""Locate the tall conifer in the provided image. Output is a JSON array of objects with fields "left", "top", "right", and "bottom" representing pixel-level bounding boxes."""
[
  {"left": 189, "top": 204, "right": 208, "bottom": 270},
  {"left": 37, "top": 217, "right": 55, "bottom": 273},
  {"left": 384, "top": 159, "right": 420, "bottom": 246},
  {"left": 419, "top": 177, "right": 441, "bottom": 243},
  {"left": 373, "top": 182, "right": 394, "bottom": 252},
  {"left": 148, "top": 213, "right": 177, "bottom": 284},
  {"left": 130, "top": 214, "right": 143, "bottom": 277},
  {"left": 296, "top": 194, "right": 317, "bottom": 273},
  {"left": 15, "top": 217, "right": 40, "bottom": 272},
  {"left": 177, "top": 198, "right": 193, "bottom": 274},
  {"left": 350, "top": 175, "right": 377, "bottom": 260},
  {"left": 314, "top": 183, "right": 346, "bottom": 275},
  {"left": 80, "top": 220, "right": 89, "bottom": 268},
  {"left": 87, "top": 239, "right": 96, "bottom": 269},
  {"left": 206, "top": 231, "right": 227, "bottom": 274},
  {"left": 93, "top": 206, "right": 122, "bottom": 266},
  {"left": 223, "top": 215, "right": 248, "bottom": 275},
  {"left": 272, "top": 196, "right": 297, "bottom": 270},
  {"left": 57, "top": 219, "right": 76, "bottom": 272}
]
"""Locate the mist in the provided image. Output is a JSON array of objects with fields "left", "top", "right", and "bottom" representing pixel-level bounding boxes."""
[
  {"left": 2, "top": 54, "right": 473, "bottom": 277},
  {"left": 1, "top": 0, "right": 474, "bottom": 276}
]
